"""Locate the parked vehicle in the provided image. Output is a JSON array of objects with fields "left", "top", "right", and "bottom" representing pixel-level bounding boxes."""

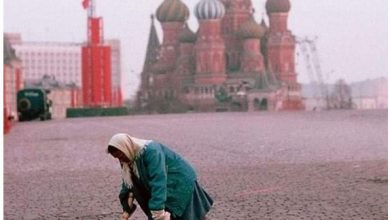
[{"left": 17, "top": 88, "right": 52, "bottom": 121}]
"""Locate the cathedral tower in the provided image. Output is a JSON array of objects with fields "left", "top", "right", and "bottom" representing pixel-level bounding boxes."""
[
  {"left": 238, "top": 15, "right": 266, "bottom": 73},
  {"left": 266, "top": 0, "right": 304, "bottom": 109},
  {"left": 221, "top": 0, "right": 253, "bottom": 71},
  {"left": 156, "top": 0, "right": 189, "bottom": 67},
  {"left": 265, "top": 0, "right": 296, "bottom": 83},
  {"left": 194, "top": 0, "right": 227, "bottom": 84},
  {"left": 177, "top": 23, "right": 197, "bottom": 76}
]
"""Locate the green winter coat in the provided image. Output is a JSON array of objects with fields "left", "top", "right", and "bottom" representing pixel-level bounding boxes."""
[{"left": 119, "top": 141, "right": 197, "bottom": 217}]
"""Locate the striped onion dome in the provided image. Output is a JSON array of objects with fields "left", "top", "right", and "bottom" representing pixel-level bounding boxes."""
[
  {"left": 156, "top": 0, "right": 190, "bottom": 23},
  {"left": 266, "top": 0, "right": 291, "bottom": 14},
  {"left": 238, "top": 17, "right": 265, "bottom": 39},
  {"left": 195, "top": 0, "right": 226, "bottom": 20},
  {"left": 178, "top": 24, "right": 197, "bottom": 43}
]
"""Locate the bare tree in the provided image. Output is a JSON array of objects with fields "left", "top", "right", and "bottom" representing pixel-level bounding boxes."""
[{"left": 329, "top": 79, "right": 354, "bottom": 109}]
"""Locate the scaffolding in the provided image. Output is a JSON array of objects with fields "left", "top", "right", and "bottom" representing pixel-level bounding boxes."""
[{"left": 296, "top": 37, "right": 329, "bottom": 110}]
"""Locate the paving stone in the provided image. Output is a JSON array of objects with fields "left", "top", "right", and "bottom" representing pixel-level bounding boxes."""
[{"left": 4, "top": 110, "right": 387, "bottom": 219}]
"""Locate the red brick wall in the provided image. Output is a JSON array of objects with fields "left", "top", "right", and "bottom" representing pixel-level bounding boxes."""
[
  {"left": 241, "top": 39, "right": 265, "bottom": 72},
  {"left": 195, "top": 20, "right": 226, "bottom": 84}
]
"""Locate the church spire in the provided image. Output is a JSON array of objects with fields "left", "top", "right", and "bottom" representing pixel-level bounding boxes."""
[{"left": 142, "top": 14, "right": 161, "bottom": 72}]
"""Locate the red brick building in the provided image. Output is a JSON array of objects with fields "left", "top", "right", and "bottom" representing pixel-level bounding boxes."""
[
  {"left": 137, "top": 0, "right": 304, "bottom": 113},
  {"left": 3, "top": 35, "right": 23, "bottom": 133}
]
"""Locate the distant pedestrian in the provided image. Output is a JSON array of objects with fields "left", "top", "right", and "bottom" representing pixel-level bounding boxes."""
[{"left": 107, "top": 133, "right": 213, "bottom": 220}]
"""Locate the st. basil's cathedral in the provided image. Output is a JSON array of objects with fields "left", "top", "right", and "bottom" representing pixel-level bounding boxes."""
[{"left": 136, "top": 0, "right": 305, "bottom": 113}]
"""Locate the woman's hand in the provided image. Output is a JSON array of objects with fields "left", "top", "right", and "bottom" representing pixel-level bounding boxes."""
[
  {"left": 151, "top": 210, "right": 171, "bottom": 220},
  {"left": 127, "top": 193, "right": 137, "bottom": 215},
  {"left": 120, "top": 211, "right": 130, "bottom": 220},
  {"left": 127, "top": 193, "right": 134, "bottom": 207}
]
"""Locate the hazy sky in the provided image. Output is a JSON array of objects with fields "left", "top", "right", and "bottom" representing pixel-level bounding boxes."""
[{"left": 4, "top": 0, "right": 388, "bottom": 99}]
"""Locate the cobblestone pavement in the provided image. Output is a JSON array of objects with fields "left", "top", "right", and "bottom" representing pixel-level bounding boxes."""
[{"left": 4, "top": 110, "right": 387, "bottom": 220}]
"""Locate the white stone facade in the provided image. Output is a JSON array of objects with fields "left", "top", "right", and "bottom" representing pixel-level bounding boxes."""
[{"left": 12, "top": 41, "right": 83, "bottom": 87}]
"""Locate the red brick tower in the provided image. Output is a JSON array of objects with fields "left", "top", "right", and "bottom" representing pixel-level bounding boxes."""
[
  {"left": 156, "top": 0, "right": 189, "bottom": 68},
  {"left": 81, "top": 0, "right": 112, "bottom": 107},
  {"left": 266, "top": 0, "right": 304, "bottom": 109},
  {"left": 177, "top": 23, "right": 197, "bottom": 76},
  {"left": 238, "top": 15, "right": 266, "bottom": 73},
  {"left": 4, "top": 35, "right": 23, "bottom": 133},
  {"left": 266, "top": 0, "right": 295, "bottom": 82},
  {"left": 221, "top": 0, "right": 253, "bottom": 71},
  {"left": 194, "top": 0, "right": 227, "bottom": 84}
]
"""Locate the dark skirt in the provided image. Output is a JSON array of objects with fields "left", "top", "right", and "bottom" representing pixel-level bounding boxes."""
[
  {"left": 132, "top": 179, "right": 213, "bottom": 220},
  {"left": 170, "top": 181, "right": 214, "bottom": 220}
]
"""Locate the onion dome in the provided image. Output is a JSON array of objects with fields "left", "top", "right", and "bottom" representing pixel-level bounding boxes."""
[
  {"left": 238, "top": 17, "right": 265, "bottom": 39},
  {"left": 265, "top": 0, "right": 291, "bottom": 14},
  {"left": 195, "top": 0, "right": 226, "bottom": 20},
  {"left": 156, "top": 0, "right": 190, "bottom": 23},
  {"left": 178, "top": 24, "right": 197, "bottom": 43}
]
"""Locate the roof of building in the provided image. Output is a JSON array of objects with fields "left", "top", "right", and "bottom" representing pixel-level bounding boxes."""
[
  {"left": 24, "top": 75, "right": 78, "bottom": 90},
  {"left": 265, "top": 0, "right": 291, "bottom": 14},
  {"left": 238, "top": 16, "right": 266, "bottom": 39},
  {"left": 178, "top": 23, "right": 197, "bottom": 43},
  {"left": 254, "top": 72, "right": 281, "bottom": 91},
  {"left": 260, "top": 18, "right": 268, "bottom": 31},
  {"left": 156, "top": 0, "right": 189, "bottom": 23},
  {"left": 195, "top": 0, "right": 226, "bottom": 20},
  {"left": 142, "top": 15, "right": 161, "bottom": 72},
  {"left": 222, "top": 0, "right": 253, "bottom": 12}
]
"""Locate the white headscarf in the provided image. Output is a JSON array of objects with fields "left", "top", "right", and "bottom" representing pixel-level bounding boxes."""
[{"left": 107, "top": 133, "right": 151, "bottom": 188}]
